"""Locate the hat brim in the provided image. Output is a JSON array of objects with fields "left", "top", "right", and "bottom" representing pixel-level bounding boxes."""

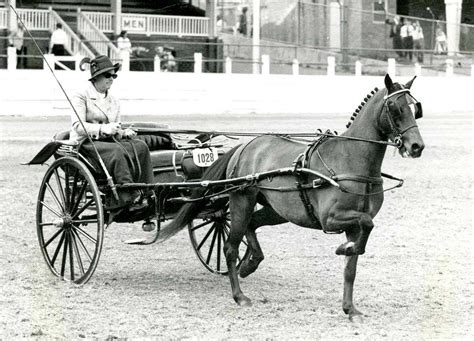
[{"left": 89, "top": 63, "right": 121, "bottom": 81}]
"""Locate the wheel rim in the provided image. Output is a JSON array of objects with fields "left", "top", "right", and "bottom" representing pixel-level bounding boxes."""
[
  {"left": 36, "top": 157, "right": 104, "bottom": 285},
  {"left": 188, "top": 208, "right": 248, "bottom": 275}
]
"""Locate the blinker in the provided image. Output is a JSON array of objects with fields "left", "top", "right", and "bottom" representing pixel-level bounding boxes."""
[{"left": 415, "top": 102, "right": 423, "bottom": 119}]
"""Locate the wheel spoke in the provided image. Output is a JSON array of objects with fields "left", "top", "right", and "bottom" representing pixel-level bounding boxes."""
[
  {"left": 72, "top": 198, "right": 94, "bottom": 220},
  {"left": 69, "top": 181, "right": 87, "bottom": 218},
  {"left": 72, "top": 224, "right": 97, "bottom": 244},
  {"left": 190, "top": 219, "right": 214, "bottom": 231},
  {"left": 40, "top": 201, "right": 63, "bottom": 219},
  {"left": 46, "top": 182, "right": 65, "bottom": 214},
  {"left": 53, "top": 168, "right": 66, "bottom": 208},
  {"left": 216, "top": 226, "right": 222, "bottom": 272},
  {"left": 71, "top": 232, "right": 85, "bottom": 276},
  {"left": 71, "top": 228, "right": 92, "bottom": 262},
  {"left": 60, "top": 232, "right": 69, "bottom": 277},
  {"left": 44, "top": 227, "right": 64, "bottom": 248},
  {"left": 50, "top": 231, "right": 66, "bottom": 266},
  {"left": 64, "top": 165, "right": 71, "bottom": 211},
  {"left": 197, "top": 224, "right": 215, "bottom": 251},
  {"left": 68, "top": 168, "right": 79, "bottom": 211},
  {"left": 68, "top": 231, "right": 75, "bottom": 281},
  {"left": 72, "top": 218, "right": 98, "bottom": 225},
  {"left": 206, "top": 224, "right": 219, "bottom": 264}
]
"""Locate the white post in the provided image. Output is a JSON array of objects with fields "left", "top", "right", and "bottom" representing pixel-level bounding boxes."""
[
  {"left": 387, "top": 58, "right": 396, "bottom": 76},
  {"left": 75, "top": 54, "right": 82, "bottom": 72},
  {"left": 329, "top": 2, "right": 341, "bottom": 50},
  {"left": 292, "top": 59, "right": 299, "bottom": 75},
  {"left": 44, "top": 53, "right": 55, "bottom": 71},
  {"left": 327, "top": 56, "right": 335, "bottom": 76},
  {"left": 414, "top": 62, "right": 422, "bottom": 76},
  {"left": 7, "top": 47, "right": 17, "bottom": 71},
  {"left": 194, "top": 52, "right": 202, "bottom": 73},
  {"left": 355, "top": 61, "right": 362, "bottom": 76},
  {"left": 154, "top": 55, "right": 161, "bottom": 72},
  {"left": 225, "top": 57, "right": 232, "bottom": 74},
  {"left": 252, "top": 0, "right": 261, "bottom": 74},
  {"left": 446, "top": 59, "right": 454, "bottom": 76},
  {"left": 444, "top": 0, "right": 462, "bottom": 56},
  {"left": 261, "top": 55, "right": 270, "bottom": 75},
  {"left": 120, "top": 50, "right": 130, "bottom": 72}
]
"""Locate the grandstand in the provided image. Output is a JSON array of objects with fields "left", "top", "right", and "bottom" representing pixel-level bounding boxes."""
[{"left": 0, "top": 0, "right": 472, "bottom": 75}]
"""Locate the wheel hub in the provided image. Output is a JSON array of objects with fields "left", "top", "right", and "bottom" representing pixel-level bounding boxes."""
[{"left": 53, "top": 214, "right": 72, "bottom": 229}]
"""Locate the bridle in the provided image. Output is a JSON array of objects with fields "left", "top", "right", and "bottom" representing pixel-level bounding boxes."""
[{"left": 378, "top": 88, "right": 422, "bottom": 148}]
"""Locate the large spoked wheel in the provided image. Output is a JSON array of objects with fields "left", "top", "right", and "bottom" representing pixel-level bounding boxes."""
[
  {"left": 188, "top": 206, "right": 248, "bottom": 275},
  {"left": 36, "top": 156, "right": 104, "bottom": 285}
]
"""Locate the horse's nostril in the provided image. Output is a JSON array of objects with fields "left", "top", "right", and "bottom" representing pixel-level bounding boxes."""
[{"left": 411, "top": 143, "right": 423, "bottom": 154}]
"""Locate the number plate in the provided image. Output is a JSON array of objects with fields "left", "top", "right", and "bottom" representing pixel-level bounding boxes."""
[{"left": 192, "top": 147, "right": 219, "bottom": 167}]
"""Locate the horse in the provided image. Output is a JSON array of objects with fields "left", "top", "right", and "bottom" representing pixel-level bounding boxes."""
[{"left": 158, "top": 74, "right": 425, "bottom": 320}]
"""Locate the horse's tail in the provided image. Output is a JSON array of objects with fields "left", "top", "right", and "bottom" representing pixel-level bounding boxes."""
[{"left": 157, "top": 144, "right": 241, "bottom": 242}]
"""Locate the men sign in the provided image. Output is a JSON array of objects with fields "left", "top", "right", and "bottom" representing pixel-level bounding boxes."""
[{"left": 122, "top": 16, "right": 146, "bottom": 32}]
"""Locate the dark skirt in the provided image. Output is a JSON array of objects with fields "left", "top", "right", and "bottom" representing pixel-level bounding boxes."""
[{"left": 80, "top": 138, "right": 153, "bottom": 185}]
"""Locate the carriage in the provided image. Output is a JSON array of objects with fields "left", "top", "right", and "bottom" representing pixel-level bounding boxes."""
[
  {"left": 28, "top": 122, "right": 250, "bottom": 285},
  {"left": 27, "top": 74, "right": 425, "bottom": 319}
]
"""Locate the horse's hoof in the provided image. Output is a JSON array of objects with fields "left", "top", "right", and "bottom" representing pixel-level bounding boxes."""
[
  {"left": 234, "top": 295, "right": 252, "bottom": 307},
  {"left": 349, "top": 312, "right": 364, "bottom": 324},
  {"left": 335, "top": 241, "right": 356, "bottom": 256}
]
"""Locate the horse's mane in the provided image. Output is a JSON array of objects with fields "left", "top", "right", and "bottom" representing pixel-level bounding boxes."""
[{"left": 346, "top": 87, "right": 380, "bottom": 128}]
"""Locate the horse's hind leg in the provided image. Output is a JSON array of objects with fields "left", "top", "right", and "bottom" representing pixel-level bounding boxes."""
[
  {"left": 240, "top": 206, "right": 287, "bottom": 278},
  {"left": 224, "top": 191, "right": 257, "bottom": 306}
]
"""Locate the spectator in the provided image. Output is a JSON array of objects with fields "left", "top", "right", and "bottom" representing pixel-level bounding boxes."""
[
  {"left": 385, "top": 15, "right": 403, "bottom": 59},
  {"left": 434, "top": 25, "right": 447, "bottom": 55},
  {"left": 412, "top": 21, "right": 424, "bottom": 63},
  {"left": 117, "top": 30, "right": 132, "bottom": 54},
  {"left": 49, "top": 23, "right": 67, "bottom": 56},
  {"left": 216, "top": 14, "right": 223, "bottom": 32},
  {"left": 237, "top": 7, "right": 248, "bottom": 36},
  {"left": 400, "top": 18, "right": 414, "bottom": 61},
  {"left": 8, "top": 21, "right": 27, "bottom": 69},
  {"left": 162, "top": 46, "right": 176, "bottom": 72}
]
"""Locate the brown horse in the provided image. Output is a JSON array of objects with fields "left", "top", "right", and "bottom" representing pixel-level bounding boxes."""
[{"left": 158, "top": 74, "right": 424, "bottom": 320}]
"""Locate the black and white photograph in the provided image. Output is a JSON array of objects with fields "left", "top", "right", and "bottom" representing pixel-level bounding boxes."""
[{"left": 0, "top": 0, "right": 472, "bottom": 339}]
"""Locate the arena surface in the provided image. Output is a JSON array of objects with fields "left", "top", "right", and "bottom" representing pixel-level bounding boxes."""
[{"left": 0, "top": 112, "right": 472, "bottom": 339}]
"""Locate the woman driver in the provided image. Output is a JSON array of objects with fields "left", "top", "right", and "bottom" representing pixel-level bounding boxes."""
[{"left": 70, "top": 55, "right": 153, "bottom": 210}]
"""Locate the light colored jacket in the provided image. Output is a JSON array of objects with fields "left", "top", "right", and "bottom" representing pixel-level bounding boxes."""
[{"left": 70, "top": 82, "right": 120, "bottom": 142}]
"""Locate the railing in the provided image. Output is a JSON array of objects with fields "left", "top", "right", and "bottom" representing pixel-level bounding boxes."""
[
  {"left": 0, "top": 8, "right": 50, "bottom": 30},
  {"left": 17, "top": 8, "right": 50, "bottom": 30},
  {"left": 83, "top": 11, "right": 209, "bottom": 37},
  {"left": 77, "top": 9, "right": 120, "bottom": 63},
  {"left": 0, "top": 8, "right": 7, "bottom": 29},
  {"left": 50, "top": 9, "right": 94, "bottom": 58},
  {"left": 83, "top": 11, "right": 113, "bottom": 33}
]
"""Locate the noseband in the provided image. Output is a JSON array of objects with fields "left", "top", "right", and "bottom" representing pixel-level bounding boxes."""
[{"left": 379, "top": 89, "right": 419, "bottom": 148}]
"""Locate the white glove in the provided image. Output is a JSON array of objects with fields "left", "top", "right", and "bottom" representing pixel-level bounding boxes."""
[
  {"left": 101, "top": 123, "right": 121, "bottom": 136},
  {"left": 122, "top": 128, "right": 137, "bottom": 139}
]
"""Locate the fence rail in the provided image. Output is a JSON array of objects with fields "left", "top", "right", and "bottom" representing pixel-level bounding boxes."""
[
  {"left": 50, "top": 10, "right": 94, "bottom": 58},
  {"left": 83, "top": 11, "right": 209, "bottom": 37},
  {"left": 77, "top": 10, "right": 120, "bottom": 62}
]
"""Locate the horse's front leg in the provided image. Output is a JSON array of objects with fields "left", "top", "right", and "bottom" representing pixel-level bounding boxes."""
[
  {"left": 341, "top": 228, "right": 364, "bottom": 321},
  {"left": 325, "top": 210, "right": 374, "bottom": 256},
  {"left": 224, "top": 191, "right": 256, "bottom": 306}
]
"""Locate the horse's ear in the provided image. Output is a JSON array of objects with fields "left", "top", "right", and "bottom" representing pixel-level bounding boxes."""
[
  {"left": 405, "top": 76, "right": 417, "bottom": 89},
  {"left": 384, "top": 74, "right": 394, "bottom": 91}
]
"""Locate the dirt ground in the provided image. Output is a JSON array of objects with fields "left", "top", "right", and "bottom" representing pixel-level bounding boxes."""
[{"left": 0, "top": 112, "right": 472, "bottom": 340}]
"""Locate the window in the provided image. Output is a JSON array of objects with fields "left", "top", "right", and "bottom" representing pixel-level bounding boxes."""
[{"left": 373, "top": 1, "right": 387, "bottom": 23}]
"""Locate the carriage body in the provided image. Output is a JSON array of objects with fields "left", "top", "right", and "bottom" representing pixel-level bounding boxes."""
[{"left": 33, "top": 122, "right": 246, "bottom": 284}]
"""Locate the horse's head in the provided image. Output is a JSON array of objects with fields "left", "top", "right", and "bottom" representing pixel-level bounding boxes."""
[{"left": 380, "top": 74, "right": 425, "bottom": 158}]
